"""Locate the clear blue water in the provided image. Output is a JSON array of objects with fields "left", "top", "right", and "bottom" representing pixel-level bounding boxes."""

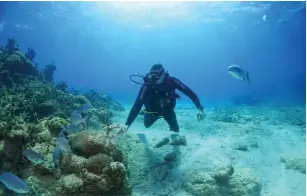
[
  {"left": 0, "top": 2, "right": 306, "bottom": 195},
  {"left": 0, "top": 1, "right": 305, "bottom": 105}
]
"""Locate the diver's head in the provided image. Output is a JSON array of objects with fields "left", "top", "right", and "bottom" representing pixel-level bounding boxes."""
[{"left": 147, "top": 63, "right": 167, "bottom": 84}]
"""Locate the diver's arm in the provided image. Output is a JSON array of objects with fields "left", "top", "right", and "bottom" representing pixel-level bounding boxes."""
[
  {"left": 172, "top": 77, "right": 204, "bottom": 111},
  {"left": 125, "top": 85, "right": 147, "bottom": 126}
]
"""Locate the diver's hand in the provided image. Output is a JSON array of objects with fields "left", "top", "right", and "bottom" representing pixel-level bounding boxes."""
[{"left": 197, "top": 110, "right": 205, "bottom": 121}]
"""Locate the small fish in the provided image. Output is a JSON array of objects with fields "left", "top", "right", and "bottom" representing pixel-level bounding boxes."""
[
  {"left": 54, "top": 138, "right": 71, "bottom": 152},
  {"left": 23, "top": 149, "right": 44, "bottom": 164},
  {"left": 136, "top": 133, "right": 148, "bottom": 145},
  {"left": 58, "top": 124, "right": 80, "bottom": 138},
  {"left": 164, "top": 152, "right": 177, "bottom": 162},
  {"left": 228, "top": 64, "right": 250, "bottom": 84},
  {"left": 262, "top": 14, "right": 268, "bottom": 22},
  {"left": 70, "top": 111, "right": 89, "bottom": 128},
  {"left": 0, "top": 172, "right": 30, "bottom": 193},
  {"left": 154, "top": 137, "right": 170, "bottom": 148},
  {"left": 53, "top": 145, "right": 61, "bottom": 168},
  {"left": 78, "top": 103, "right": 91, "bottom": 114}
]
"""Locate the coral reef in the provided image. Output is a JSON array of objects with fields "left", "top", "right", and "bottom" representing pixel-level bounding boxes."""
[
  {"left": 0, "top": 37, "right": 128, "bottom": 195},
  {"left": 280, "top": 155, "right": 306, "bottom": 174},
  {"left": 42, "top": 62, "right": 56, "bottom": 83},
  {"left": 228, "top": 168, "right": 262, "bottom": 196},
  {"left": 5, "top": 37, "right": 19, "bottom": 53},
  {"left": 84, "top": 90, "right": 125, "bottom": 111},
  {"left": 69, "top": 130, "right": 123, "bottom": 161},
  {"left": 183, "top": 167, "right": 261, "bottom": 196},
  {"left": 25, "top": 47, "right": 36, "bottom": 62},
  {"left": 55, "top": 81, "right": 68, "bottom": 92}
]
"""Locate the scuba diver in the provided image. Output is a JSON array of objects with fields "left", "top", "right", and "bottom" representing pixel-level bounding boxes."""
[{"left": 122, "top": 63, "right": 205, "bottom": 135}]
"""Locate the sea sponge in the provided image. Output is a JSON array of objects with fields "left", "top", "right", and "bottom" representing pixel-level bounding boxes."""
[
  {"left": 69, "top": 130, "right": 123, "bottom": 162},
  {"left": 70, "top": 131, "right": 102, "bottom": 157}
]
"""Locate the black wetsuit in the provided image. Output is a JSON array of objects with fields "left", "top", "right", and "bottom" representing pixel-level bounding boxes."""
[{"left": 125, "top": 75, "right": 203, "bottom": 132}]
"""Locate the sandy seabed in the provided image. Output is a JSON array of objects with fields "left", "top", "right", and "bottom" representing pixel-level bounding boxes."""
[{"left": 113, "top": 103, "right": 306, "bottom": 196}]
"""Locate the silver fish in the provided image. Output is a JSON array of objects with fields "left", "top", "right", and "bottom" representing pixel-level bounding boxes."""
[
  {"left": 228, "top": 64, "right": 250, "bottom": 84},
  {"left": 59, "top": 124, "right": 80, "bottom": 138},
  {"left": 23, "top": 149, "right": 44, "bottom": 164},
  {"left": 78, "top": 103, "right": 91, "bottom": 114},
  {"left": 262, "top": 15, "right": 268, "bottom": 22},
  {"left": 70, "top": 110, "right": 89, "bottom": 128},
  {"left": 54, "top": 138, "right": 71, "bottom": 152},
  {"left": 0, "top": 172, "right": 30, "bottom": 194}
]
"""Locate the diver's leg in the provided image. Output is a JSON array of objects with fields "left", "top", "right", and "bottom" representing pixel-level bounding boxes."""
[
  {"left": 162, "top": 109, "right": 183, "bottom": 167},
  {"left": 163, "top": 109, "right": 179, "bottom": 132},
  {"left": 144, "top": 113, "right": 159, "bottom": 128}
]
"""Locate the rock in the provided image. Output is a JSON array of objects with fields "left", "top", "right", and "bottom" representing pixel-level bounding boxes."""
[
  {"left": 249, "top": 140, "right": 258, "bottom": 148},
  {"left": 170, "top": 136, "right": 187, "bottom": 146},
  {"left": 183, "top": 172, "right": 220, "bottom": 196},
  {"left": 211, "top": 165, "right": 234, "bottom": 185},
  {"left": 0, "top": 128, "right": 27, "bottom": 168},
  {"left": 86, "top": 153, "right": 113, "bottom": 174},
  {"left": 229, "top": 168, "right": 262, "bottom": 196},
  {"left": 281, "top": 155, "right": 306, "bottom": 174},
  {"left": 69, "top": 130, "right": 122, "bottom": 161},
  {"left": 24, "top": 175, "right": 58, "bottom": 196},
  {"left": 154, "top": 137, "right": 170, "bottom": 148},
  {"left": 59, "top": 174, "right": 84, "bottom": 193},
  {"left": 233, "top": 141, "right": 249, "bottom": 151},
  {"left": 104, "top": 162, "right": 127, "bottom": 188},
  {"left": 116, "top": 133, "right": 156, "bottom": 187},
  {"left": 60, "top": 152, "right": 87, "bottom": 174}
]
